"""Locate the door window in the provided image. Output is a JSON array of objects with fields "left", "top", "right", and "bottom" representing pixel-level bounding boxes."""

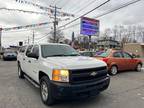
[
  {"left": 26, "top": 45, "right": 33, "bottom": 56},
  {"left": 123, "top": 52, "right": 132, "bottom": 59},
  {"left": 32, "top": 45, "right": 39, "bottom": 57},
  {"left": 19, "top": 46, "right": 26, "bottom": 53},
  {"left": 113, "top": 52, "right": 122, "bottom": 58}
]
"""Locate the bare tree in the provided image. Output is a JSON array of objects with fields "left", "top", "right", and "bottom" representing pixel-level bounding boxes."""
[
  {"left": 137, "top": 25, "right": 144, "bottom": 42},
  {"left": 48, "top": 29, "right": 65, "bottom": 43},
  {"left": 112, "top": 25, "right": 118, "bottom": 40},
  {"left": 103, "top": 28, "right": 111, "bottom": 38}
]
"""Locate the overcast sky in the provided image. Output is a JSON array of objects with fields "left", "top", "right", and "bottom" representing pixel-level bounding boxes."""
[{"left": 0, "top": 0, "right": 144, "bottom": 47}]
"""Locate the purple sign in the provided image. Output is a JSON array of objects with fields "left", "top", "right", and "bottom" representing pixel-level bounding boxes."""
[{"left": 80, "top": 17, "right": 99, "bottom": 36}]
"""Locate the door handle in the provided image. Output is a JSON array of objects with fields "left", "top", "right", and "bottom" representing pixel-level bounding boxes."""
[{"left": 28, "top": 60, "right": 31, "bottom": 63}]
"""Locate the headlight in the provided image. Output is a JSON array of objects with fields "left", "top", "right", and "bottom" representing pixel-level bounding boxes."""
[{"left": 52, "top": 69, "right": 69, "bottom": 82}]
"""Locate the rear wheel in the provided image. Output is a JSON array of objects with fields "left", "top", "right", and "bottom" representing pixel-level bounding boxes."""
[
  {"left": 18, "top": 64, "right": 24, "bottom": 79},
  {"left": 110, "top": 65, "right": 118, "bottom": 75},
  {"left": 40, "top": 76, "right": 54, "bottom": 106},
  {"left": 136, "top": 63, "right": 142, "bottom": 72}
]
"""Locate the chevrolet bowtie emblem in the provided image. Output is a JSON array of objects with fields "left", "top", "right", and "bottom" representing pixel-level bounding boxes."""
[{"left": 90, "top": 72, "right": 97, "bottom": 76}]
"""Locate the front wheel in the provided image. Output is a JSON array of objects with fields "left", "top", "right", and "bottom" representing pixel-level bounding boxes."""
[
  {"left": 136, "top": 63, "right": 142, "bottom": 72},
  {"left": 110, "top": 65, "right": 118, "bottom": 75},
  {"left": 40, "top": 76, "right": 54, "bottom": 106},
  {"left": 18, "top": 64, "right": 24, "bottom": 79}
]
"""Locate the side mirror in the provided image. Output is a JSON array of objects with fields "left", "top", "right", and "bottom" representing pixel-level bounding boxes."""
[
  {"left": 132, "top": 55, "right": 136, "bottom": 58},
  {"left": 0, "top": 52, "right": 4, "bottom": 55},
  {"left": 131, "top": 54, "right": 136, "bottom": 58},
  {"left": 27, "top": 53, "right": 39, "bottom": 59}
]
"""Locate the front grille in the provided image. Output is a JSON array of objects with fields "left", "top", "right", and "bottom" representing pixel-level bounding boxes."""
[{"left": 70, "top": 66, "right": 107, "bottom": 84}]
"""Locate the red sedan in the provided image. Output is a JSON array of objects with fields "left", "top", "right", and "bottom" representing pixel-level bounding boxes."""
[{"left": 95, "top": 49, "right": 143, "bottom": 75}]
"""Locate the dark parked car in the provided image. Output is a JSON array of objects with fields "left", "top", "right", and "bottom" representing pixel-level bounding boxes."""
[
  {"left": 3, "top": 50, "right": 17, "bottom": 60},
  {"left": 80, "top": 51, "right": 96, "bottom": 57}
]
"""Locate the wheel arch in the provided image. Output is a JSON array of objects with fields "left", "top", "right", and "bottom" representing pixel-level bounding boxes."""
[
  {"left": 138, "top": 62, "right": 143, "bottom": 66},
  {"left": 109, "top": 63, "right": 118, "bottom": 70},
  {"left": 39, "top": 71, "right": 50, "bottom": 83}
]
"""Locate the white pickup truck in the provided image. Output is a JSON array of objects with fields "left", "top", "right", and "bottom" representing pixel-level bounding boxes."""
[{"left": 17, "top": 43, "right": 110, "bottom": 105}]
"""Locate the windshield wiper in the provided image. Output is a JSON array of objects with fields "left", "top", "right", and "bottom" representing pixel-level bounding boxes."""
[
  {"left": 44, "top": 54, "right": 80, "bottom": 57},
  {"left": 64, "top": 54, "right": 80, "bottom": 56},
  {"left": 45, "top": 54, "right": 66, "bottom": 57}
]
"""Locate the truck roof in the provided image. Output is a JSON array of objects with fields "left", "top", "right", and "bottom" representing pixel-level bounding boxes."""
[{"left": 26, "top": 43, "right": 69, "bottom": 46}]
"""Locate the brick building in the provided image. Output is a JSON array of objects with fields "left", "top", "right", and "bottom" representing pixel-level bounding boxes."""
[{"left": 123, "top": 43, "right": 144, "bottom": 58}]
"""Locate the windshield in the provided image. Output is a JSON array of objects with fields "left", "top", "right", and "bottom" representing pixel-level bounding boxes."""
[
  {"left": 4, "top": 50, "right": 16, "bottom": 54},
  {"left": 97, "top": 50, "right": 111, "bottom": 57},
  {"left": 41, "top": 45, "right": 80, "bottom": 58}
]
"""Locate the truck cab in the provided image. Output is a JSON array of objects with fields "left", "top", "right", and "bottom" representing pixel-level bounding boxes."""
[{"left": 17, "top": 43, "right": 110, "bottom": 105}]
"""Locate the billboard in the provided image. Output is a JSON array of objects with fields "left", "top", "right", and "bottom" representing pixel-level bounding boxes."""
[{"left": 80, "top": 17, "right": 99, "bottom": 36}]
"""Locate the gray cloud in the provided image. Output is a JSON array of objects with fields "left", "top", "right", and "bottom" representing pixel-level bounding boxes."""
[{"left": 0, "top": 0, "right": 144, "bottom": 47}]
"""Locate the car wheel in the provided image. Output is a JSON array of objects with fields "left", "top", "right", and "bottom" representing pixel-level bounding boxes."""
[
  {"left": 110, "top": 65, "right": 118, "bottom": 75},
  {"left": 136, "top": 63, "right": 142, "bottom": 72},
  {"left": 18, "top": 64, "right": 24, "bottom": 79},
  {"left": 40, "top": 76, "right": 54, "bottom": 106},
  {"left": 3, "top": 57, "right": 6, "bottom": 61}
]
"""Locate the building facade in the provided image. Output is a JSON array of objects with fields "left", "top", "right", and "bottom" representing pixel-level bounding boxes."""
[
  {"left": 123, "top": 43, "right": 144, "bottom": 58},
  {"left": 97, "top": 37, "right": 121, "bottom": 49}
]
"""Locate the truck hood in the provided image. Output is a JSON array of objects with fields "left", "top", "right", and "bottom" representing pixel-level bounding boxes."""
[{"left": 44, "top": 56, "right": 107, "bottom": 69}]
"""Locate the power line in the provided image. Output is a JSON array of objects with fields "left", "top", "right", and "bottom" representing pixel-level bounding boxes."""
[
  {"left": 58, "top": 0, "right": 110, "bottom": 29},
  {"left": 94, "top": 0, "right": 143, "bottom": 19},
  {"left": 2, "top": 27, "right": 51, "bottom": 33},
  {"left": 2, "top": 18, "right": 70, "bottom": 33},
  {"left": 59, "top": 0, "right": 143, "bottom": 31},
  {"left": 15, "top": 0, "right": 52, "bottom": 11},
  {"left": 55, "top": 0, "right": 63, "bottom": 5},
  {"left": 60, "top": 0, "right": 71, "bottom": 8},
  {"left": 35, "top": 32, "right": 51, "bottom": 43},
  {"left": 68, "top": 0, "right": 91, "bottom": 13},
  {"left": 0, "top": 7, "right": 51, "bottom": 15},
  {"left": 73, "top": 0, "right": 98, "bottom": 14}
]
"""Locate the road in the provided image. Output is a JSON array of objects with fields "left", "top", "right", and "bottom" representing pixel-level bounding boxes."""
[{"left": 0, "top": 60, "right": 144, "bottom": 108}]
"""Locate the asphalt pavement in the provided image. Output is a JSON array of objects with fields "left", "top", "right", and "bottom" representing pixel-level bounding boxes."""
[{"left": 0, "top": 60, "right": 144, "bottom": 108}]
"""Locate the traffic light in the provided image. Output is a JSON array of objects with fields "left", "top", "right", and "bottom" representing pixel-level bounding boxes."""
[{"left": 19, "top": 41, "right": 23, "bottom": 46}]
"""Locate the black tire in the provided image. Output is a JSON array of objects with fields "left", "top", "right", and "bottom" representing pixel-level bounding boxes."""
[
  {"left": 40, "top": 76, "right": 54, "bottom": 106},
  {"left": 3, "top": 57, "right": 6, "bottom": 61},
  {"left": 136, "top": 63, "right": 142, "bottom": 72},
  {"left": 18, "top": 63, "right": 24, "bottom": 79},
  {"left": 109, "top": 65, "right": 118, "bottom": 75}
]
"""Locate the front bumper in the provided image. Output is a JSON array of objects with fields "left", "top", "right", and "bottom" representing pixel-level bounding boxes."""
[
  {"left": 50, "top": 75, "right": 110, "bottom": 100},
  {"left": 3, "top": 56, "right": 17, "bottom": 60}
]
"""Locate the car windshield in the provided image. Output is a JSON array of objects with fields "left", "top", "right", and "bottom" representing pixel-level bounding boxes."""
[
  {"left": 41, "top": 45, "right": 80, "bottom": 58},
  {"left": 80, "top": 51, "right": 96, "bottom": 57},
  {"left": 97, "top": 50, "right": 111, "bottom": 57},
  {"left": 4, "top": 51, "right": 16, "bottom": 54}
]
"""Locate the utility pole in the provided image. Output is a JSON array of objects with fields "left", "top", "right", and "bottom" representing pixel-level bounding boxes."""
[
  {"left": 32, "top": 30, "right": 35, "bottom": 44},
  {"left": 0, "top": 28, "right": 2, "bottom": 52},
  {"left": 28, "top": 36, "right": 30, "bottom": 45},
  {"left": 50, "top": 5, "right": 61, "bottom": 43}
]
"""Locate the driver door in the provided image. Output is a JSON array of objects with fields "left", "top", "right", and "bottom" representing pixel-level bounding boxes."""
[
  {"left": 28, "top": 45, "right": 40, "bottom": 82},
  {"left": 122, "top": 52, "right": 136, "bottom": 70}
]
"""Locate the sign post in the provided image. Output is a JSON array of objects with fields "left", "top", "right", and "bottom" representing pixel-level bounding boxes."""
[
  {"left": 0, "top": 28, "right": 2, "bottom": 53},
  {"left": 89, "top": 35, "right": 91, "bottom": 51},
  {"left": 80, "top": 17, "right": 99, "bottom": 51}
]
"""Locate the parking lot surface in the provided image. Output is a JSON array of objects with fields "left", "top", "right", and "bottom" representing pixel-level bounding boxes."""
[{"left": 0, "top": 60, "right": 144, "bottom": 108}]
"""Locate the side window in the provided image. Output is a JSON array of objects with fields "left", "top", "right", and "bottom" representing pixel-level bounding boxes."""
[
  {"left": 113, "top": 52, "right": 122, "bottom": 58},
  {"left": 26, "top": 45, "right": 33, "bottom": 56},
  {"left": 32, "top": 45, "right": 39, "bottom": 57},
  {"left": 123, "top": 52, "right": 132, "bottom": 59},
  {"left": 84, "top": 52, "right": 91, "bottom": 57},
  {"left": 19, "top": 46, "right": 26, "bottom": 53}
]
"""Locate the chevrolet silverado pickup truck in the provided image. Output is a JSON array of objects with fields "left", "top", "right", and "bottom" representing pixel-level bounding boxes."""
[{"left": 17, "top": 43, "right": 110, "bottom": 105}]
